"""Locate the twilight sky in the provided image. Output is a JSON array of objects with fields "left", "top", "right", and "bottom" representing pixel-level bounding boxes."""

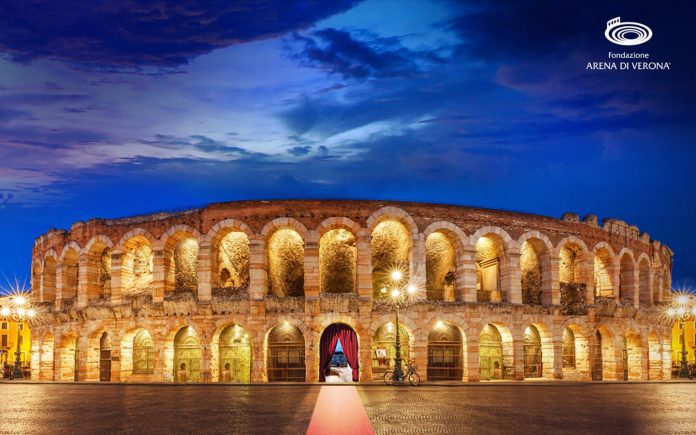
[{"left": 1, "top": 0, "right": 695, "bottom": 289}]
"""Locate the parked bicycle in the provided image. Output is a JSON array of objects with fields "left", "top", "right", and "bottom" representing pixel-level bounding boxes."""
[{"left": 384, "top": 360, "right": 420, "bottom": 386}]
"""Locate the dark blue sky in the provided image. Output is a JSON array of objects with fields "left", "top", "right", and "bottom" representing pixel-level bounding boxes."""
[{"left": 1, "top": 0, "right": 695, "bottom": 289}]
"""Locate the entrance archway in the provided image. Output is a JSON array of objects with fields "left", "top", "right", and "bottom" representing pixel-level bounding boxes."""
[
  {"left": 372, "top": 323, "right": 411, "bottom": 380},
  {"left": 593, "top": 330, "right": 603, "bottom": 381},
  {"left": 320, "top": 323, "right": 359, "bottom": 382},
  {"left": 267, "top": 324, "right": 305, "bottom": 382},
  {"left": 99, "top": 332, "right": 111, "bottom": 382},
  {"left": 427, "top": 322, "right": 463, "bottom": 381},
  {"left": 219, "top": 325, "right": 251, "bottom": 383},
  {"left": 133, "top": 329, "right": 154, "bottom": 375},
  {"left": 480, "top": 324, "right": 503, "bottom": 380},
  {"left": 523, "top": 325, "right": 543, "bottom": 378},
  {"left": 173, "top": 327, "right": 201, "bottom": 382}
]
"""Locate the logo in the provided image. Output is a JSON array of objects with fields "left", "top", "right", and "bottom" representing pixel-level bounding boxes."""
[{"left": 605, "top": 17, "right": 652, "bottom": 46}]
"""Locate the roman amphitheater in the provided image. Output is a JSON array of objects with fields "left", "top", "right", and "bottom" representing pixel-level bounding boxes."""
[{"left": 27, "top": 200, "right": 674, "bottom": 383}]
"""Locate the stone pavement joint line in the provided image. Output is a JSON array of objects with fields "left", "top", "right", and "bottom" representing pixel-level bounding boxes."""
[{"left": 306, "top": 386, "right": 375, "bottom": 435}]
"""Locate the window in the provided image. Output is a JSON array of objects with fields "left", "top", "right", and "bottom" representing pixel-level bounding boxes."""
[
  {"left": 1, "top": 335, "right": 7, "bottom": 347},
  {"left": 1, "top": 322, "right": 7, "bottom": 330}
]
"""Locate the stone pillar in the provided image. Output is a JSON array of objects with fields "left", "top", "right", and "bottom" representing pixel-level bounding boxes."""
[
  {"left": 552, "top": 336, "right": 564, "bottom": 379},
  {"left": 110, "top": 342, "right": 121, "bottom": 382},
  {"left": 412, "top": 232, "right": 426, "bottom": 281},
  {"left": 359, "top": 330, "right": 373, "bottom": 382},
  {"left": 547, "top": 257, "right": 560, "bottom": 305},
  {"left": 78, "top": 335, "right": 89, "bottom": 381},
  {"left": 248, "top": 237, "right": 267, "bottom": 301},
  {"left": 506, "top": 251, "right": 522, "bottom": 304},
  {"left": 154, "top": 338, "right": 168, "bottom": 382},
  {"left": 611, "top": 263, "right": 621, "bottom": 302},
  {"left": 197, "top": 240, "right": 213, "bottom": 303},
  {"left": 632, "top": 268, "right": 640, "bottom": 308},
  {"left": 77, "top": 256, "right": 89, "bottom": 308},
  {"left": 304, "top": 231, "right": 320, "bottom": 300},
  {"left": 55, "top": 263, "right": 64, "bottom": 310},
  {"left": 513, "top": 338, "right": 525, "bottom": 381},
  {"left": 460, "top": 245, "right": 477, "bottom": 303},
  {"left": 584, "top": 258, "right": 595, "bottom": 305},
  {"left": 356, "top": 229, "right": 373, "bottom": 301},
  {"left": 250, "top": 333, "right": 265, "bottom": 383},
  {"left": 413, "top": 340, "right": 428, "bottom": 382},
  {"left": 30, "top": 338, "right": 41, "bottom": 380},
  {"left": 305, "top": 331, "right": 318, "bottom": 383},
  {"left": 110, "top": 250, "right": 123, "bottom": 305},
  {"left": 466, "top": 332, "right": 480, "bottom": 382},
  {"left": 53, "top": 335, "right": 60, "bottom": 381},
  {"left": 200, "top": 344, "right": 212, "bottom": 383},
  {"left": 151, "top": 242, "right": 165, "bottom": 303}
]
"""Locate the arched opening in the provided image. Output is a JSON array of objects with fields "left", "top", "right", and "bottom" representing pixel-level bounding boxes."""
[
  {"left": 593, "top": 327, "right": 617, "bottom": 380},
  {"left": 213, "top": 231, "right": 250, "bottom": 291},
  {"left": 592, "top": 330, "right": 603, "bottom": 381},
  {"left": 427, "top": 322, "right": 463, "bottom": 381},
  {"left": 267, "top": 228, "right": 304, "bottom": 297},
  {"left": 40, "top": 333, "right": 54, "bottom": 381},
  {"left": 371, "top": 220, "right": 411, "bottom": 298},
  {"left": 173, "top": 326, "right": 201, "bottom": 382},
  {"left": 43, "top": 257, "right": 57, "bottom": 302},
  {"left": 562, "top": 328, "right": 576, "bottom": 370},
  {"left": 61, "top": 248, "right": 79, "bottom": 301},
  {"left": 523, "top": 325, "right": 543, "bottom": 378},
  {"left": 476, "top": 235, "right": 505, "bottom": 302},
  {"left": 121, "top": 236, "right": 154, "bottom": 296},
  {"left": 619, "top": 253, "right": 635, "bottom": 302},
  {"left": 99, "top": 332, "right": 111, "bottom": 382},
  {"left": 662, "top": 270, "right": 670, "bottom": 302},
  {"left": 562, "top": 326, "right": 590, "bottom": 380},
  {"left": 59, "top": 334, "right": 78, "bottom": 381},
  {"left": 267, "top": 323, "right": 305, "bottom": 382},
  {"left": 559, "top": 243, "right": 588, "bottom": 304},
  {"left": 165, "top": 233, "right": 199, "bottom": 294},
  {"left": 625, "top": 333, "right": 642, "bottom": 381},
  {"left": 648, "top": 332, "right": 662, "bottom": 380},
  {"left": 425, "top": 232, "right": 457, "bottom": 301},
  {"left": 320, "top": 229, "right": 357, "bottom": 294},
  {"left": 320, "top": 323, "right": 359, "bottom": 382},
  {"left": 132, "top": 329, "right": 154, "bottom": 375},
  {"left": 521, "top": 239, "right": 550, "bottom": 305},
  {"left": 593, "top": 248, "right": 615, "bottom": 297},
  {"left": 371, "top": 322, "right": 411, "bottom": 380},
  {"left": 218, "top": 325, "right": 251, "bottom": 383},
  {"left": 86, "top": 243, "right": 111, "bottom": 301},
  {"left": 479, "top": 324, "right": 505, "bottom": 380},
  {"left": 639, "top": 258, "right": 650, "bottom": 306}
]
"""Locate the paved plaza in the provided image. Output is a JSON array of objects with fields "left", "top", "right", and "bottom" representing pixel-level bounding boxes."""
[{"left": 0, "top": 383, "right": 694, "bottom": 434}]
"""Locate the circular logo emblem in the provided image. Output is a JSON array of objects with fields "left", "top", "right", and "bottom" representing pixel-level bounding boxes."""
[{"left": 605, "top": 17, "right": 652, "bottom": 46}]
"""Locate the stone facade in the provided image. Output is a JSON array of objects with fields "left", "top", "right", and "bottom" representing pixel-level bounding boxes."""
[{"left": 28, "top": 200, "right": 674, "bottom": 383}]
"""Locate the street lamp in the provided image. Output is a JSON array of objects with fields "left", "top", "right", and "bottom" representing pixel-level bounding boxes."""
[
  {"left": 0, "top": 293, "right": 37, "bottom": 378},
  {"left": 664, "top": 292, "right": 696, "bottom": 379},
  {"left": 380, "top": 270, "right": 419, "bottom": 383}
]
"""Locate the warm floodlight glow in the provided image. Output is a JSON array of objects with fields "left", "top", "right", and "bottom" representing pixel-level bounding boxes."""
[
  {"left": 27, "top": 308, "right": 36, "bottom": 317},
  {"left": 391, "top": 289, "right": 401, "bottom": 298},
  {"left": 407, "top": 284, "right": 416, "bottom": 294},
  {"left": 666, "top": 307, "right": 676, "bottom": 317},
  {"left": 677, "top": 307, "right": 686, "bottom": 316},
  {"left": 17, "top": 307, "right": 26, "bottom": 316},
  {"left": 435, "top": 320, "right": 444, "bottom": 329},
  {"left": 391, "top": 270, "right": 403, "bottom": 281},
  {"left": 0, "top": 307, "right": 9, "bottom": 316},
  {"left": 14, "top": 295, "right": 26, "bottom": 306},
  {"left": 676, "top": 295, "right": 690, "bottom": 305},
  {"left": 380, "top": 287, "right": 387, "bottom": 295}
]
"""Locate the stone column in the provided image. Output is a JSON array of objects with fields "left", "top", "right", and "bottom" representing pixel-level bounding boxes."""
[
  {"left": 460, "top": 245, "right": 477, "bottom": 303},
  {"left": 466, "top": 331, "right": 480, "bottom": 382},
  {"left": 611, "top": 263, "right": 621, "bottom": 302},
  {"left": 359, "top": 331, "right": 373, "bottom": 382},
  {"left": 513, "top": 338, "right": 525, "bottom": 381},
  {"left": 632, "top": 268, "right": 640, "bottom": 308},
  {"left": 412, "top": 232, "right": 426, "bottom": 281},
  {"left": 151, "top": 242, "right": 165, "bottom": 303},
  {"left": 304, "top": 231, "right": 320, "bottom": 300},
  {"left": 506, "top": 251, "right": 522, "bottom": 304},
  {"left": 547, "top": 257, "right": 560, "bottom": 305},
  {"left": 552, "top": 336, "right": 564, "bottom": 379},
  {"left": 584, "top": 258, "right": 595, "bottom": 305},
  {"left": 356, "top": 229, "right": 373, "bottom": 301},
  {"left": 197, "top": 240, "right": 213, "bottom": 303},
  {"left": 55, "top": 263, "right": 64, "bottom": 310},
  {"left": 250, "top": 333, "right": 266, "bottom": 383},
  {"left": 248, "top": 237, "right": 267, "bottom": 301},
  {"left": 110, "top": 250, "right": 123, "bottom": 305},
  {"left": 110, "top": 341, "right": 121, "bottom": 383},
  {"left": 77, "top": 256, "right": 89, "bottom": 308},
  {"left": 305, "top": 331, "right": 318, "bottom": 383},
  {"left": 30, "top": 338, "right": 41, "bottom": 380},
  {"left": 200, "top": 343, "right": 212, "bottom": 383},
  {"left": 78, "top": 335, "right": 89, "bottom": 381},
  {"left": 413, "top": 340, "right": 428, "bottom": 382}
]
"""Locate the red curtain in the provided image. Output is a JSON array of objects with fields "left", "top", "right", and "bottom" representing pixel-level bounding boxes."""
[{"left": 319, "top": 324, "right": 359, "bottom": 382}]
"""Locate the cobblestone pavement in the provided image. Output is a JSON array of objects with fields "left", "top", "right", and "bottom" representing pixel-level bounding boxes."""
[{"left": 1, "top": 383, "right": 695, "bottom": 434}]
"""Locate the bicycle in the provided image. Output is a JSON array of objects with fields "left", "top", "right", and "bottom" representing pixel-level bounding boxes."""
[{"left": 384, "top": 361, "right": 420, "bottom": 386}]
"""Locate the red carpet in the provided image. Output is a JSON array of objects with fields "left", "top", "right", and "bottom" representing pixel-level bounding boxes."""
[{"left": 306, "top": 386, "right": 375, "bottom": 435}]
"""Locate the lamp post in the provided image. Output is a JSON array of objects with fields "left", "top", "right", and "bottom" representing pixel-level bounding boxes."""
[
  {"left": 665, "top": 293, "right": 696, "bottom": 379},
  {"left": 0, "top": 294, "right": 37, "bottom": 379},
  {"left": 381, "top": 270, "right": 418, "bottom": 382}
]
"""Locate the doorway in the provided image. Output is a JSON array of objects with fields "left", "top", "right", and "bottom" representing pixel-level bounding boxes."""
[{"left": 320, "top": 324, "right": 359, "bottom": 382}]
